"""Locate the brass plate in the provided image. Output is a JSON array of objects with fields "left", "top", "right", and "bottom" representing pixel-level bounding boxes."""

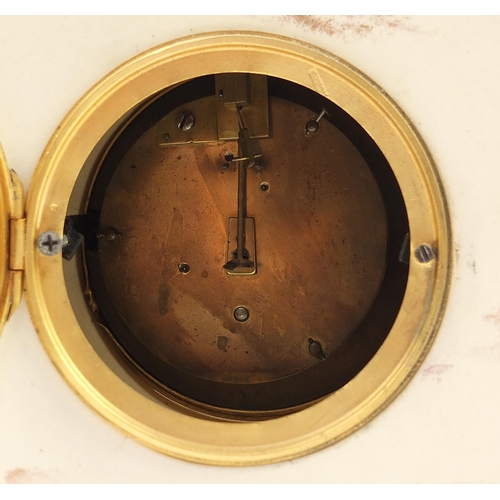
[
  {"left": 25, "top": 32, "right": 451, "bottom": 466},
  {"left": 97, "top": 96, "right": 387, "bottom": 390},
  {"left": 215, "top": 74, "right": 269, "bottom": 139},
  {"left": 157, "top": 74, "right": 269, "bottom": 146}
]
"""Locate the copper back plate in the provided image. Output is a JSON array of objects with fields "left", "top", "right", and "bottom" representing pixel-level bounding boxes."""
[{"left": 97, "top": 95, "right": 387, "bottom": 387}]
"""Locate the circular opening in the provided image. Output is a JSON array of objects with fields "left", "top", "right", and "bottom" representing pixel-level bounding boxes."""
[
  {"left": 26, "top": 32, "right": 450, "bottom": 465},
  {"left": 63, "top": 74, "right": 409, "bottom": 417}
]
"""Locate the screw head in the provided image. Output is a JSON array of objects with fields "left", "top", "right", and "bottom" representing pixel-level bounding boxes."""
[
  {"left": 259, "top": 182, "right": 269, "bottom": 192},
  {"left": 234, "top": 306, "right": 249, "bottom": 322},
  {"left": 415, "top": 244, "right": 435, "bottom": 263},
  {"left": 308, "top": 341, "right": 321, "bottom": 356},
  {"left": 178, "top": 263, "right": 191, "bottom": 274},
  {"left": 308, "top": 338, "right": 325, "bottom": 359},
  {"left": 176, "top": 112, "right": 195, "bottom": 132},
  {"left": 37, "top": 231, "right": 64, "bottom": 256},
  {"left": 305, "top": 120, "right": 319, "bottom": 135}
]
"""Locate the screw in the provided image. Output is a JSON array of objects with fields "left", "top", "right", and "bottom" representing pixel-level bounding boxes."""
[
  {"left": 305, "top": 120, "right": 320, "bottom": 134},
  {"left": 415, "top": 244, "right": 435, "bottom": 263},
  {"left": 305, "top": 108, "right": 328, "bottom": 136},
  {"left": 259, "top": 182, "right": 269, "bottom": 192},
  {"left": 176, "top": 112, "right": 195, "bottom": 132},
  {"left": 37, "top": 231, "right": 64, "bottom": 256},
  {"left": 163, "top": 134, "right": 169, "bottom": 141},
  {"left": 254, "top": 161, "right": 263, "bottom": 171},
  {"left": 308, "top": 338, "right": 326, "bottom": 360},
  {"left": 224, "top": 152, "right": 234, "bottom": 162},
  {"left": 222, "top": 163, "right": 230, "bottom": 169},
  {"left": 234, "top": 306, "right": 249, "bottom": 322},
  {"left": 178, "top": 263, "right": 191, "bottom": 274}
]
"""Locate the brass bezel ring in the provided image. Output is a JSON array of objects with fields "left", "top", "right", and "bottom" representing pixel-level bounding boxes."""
[{"left": 24, "top": 32, "right": 451, "bottom": 466}]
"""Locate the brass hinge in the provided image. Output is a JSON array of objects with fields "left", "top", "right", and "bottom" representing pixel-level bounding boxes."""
[
  {"left": 8, "top": 169, "right": 25, "bottom": 273},
  {"left": 5, "top": 169, "right": 25, "bottom": 322},
  {"left": 9, "top": 217, "right": 26, "bottom": 272}
]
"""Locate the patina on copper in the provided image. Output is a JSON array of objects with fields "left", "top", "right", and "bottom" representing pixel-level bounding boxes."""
[{"left": 97, "top": 96, "right": 387, "bottom": 386}]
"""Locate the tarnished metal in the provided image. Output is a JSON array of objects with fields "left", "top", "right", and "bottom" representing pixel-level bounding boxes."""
[
  {"left": 98, "top": 96, "right": 388, "bottom": 385},
  {"left": 225, "top": 217, "right": 257, "bottom": 276},
  {"left": 223, "top": 107, "right": 261, "bottom": 273}
]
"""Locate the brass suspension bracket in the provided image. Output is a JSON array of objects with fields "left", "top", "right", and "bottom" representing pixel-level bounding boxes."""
[{"left": 156, "top": 73, "right": 269, "bottom": 146}]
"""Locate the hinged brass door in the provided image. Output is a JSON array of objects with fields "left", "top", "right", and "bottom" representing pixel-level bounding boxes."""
[{"left": 0, "top": 144, "right": 25, "bottom": 335}]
